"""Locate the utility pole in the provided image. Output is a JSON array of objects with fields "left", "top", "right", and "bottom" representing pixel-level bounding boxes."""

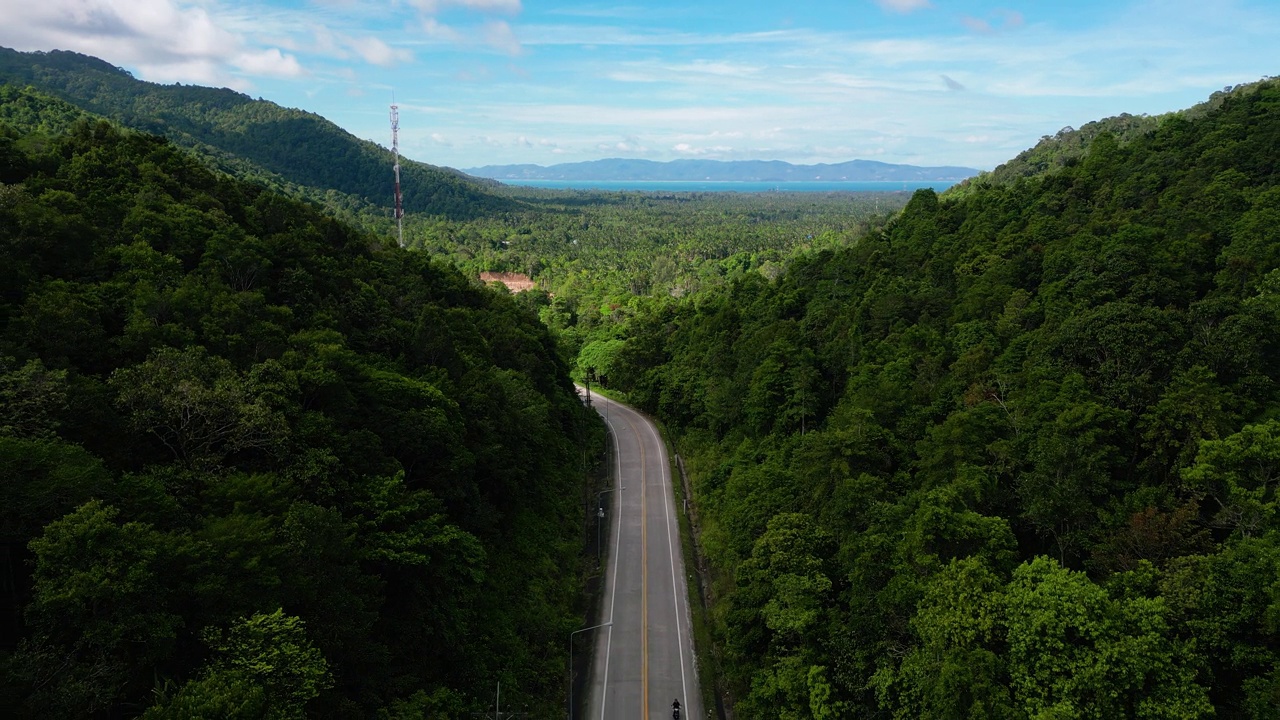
[
  {"left": 390, "top": 100, "right": 404, "bottom": 248},
  {"left": 470, "top": 681, "right": 530, "bottom": 719}
]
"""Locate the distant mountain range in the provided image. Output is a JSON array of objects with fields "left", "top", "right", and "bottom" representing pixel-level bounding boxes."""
[{"left": 466, "top": 158, "right": 981, "bottom": 182}]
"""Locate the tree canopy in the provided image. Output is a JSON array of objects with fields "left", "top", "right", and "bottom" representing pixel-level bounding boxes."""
[
  {"left": 0, "top": 107, "right": 601, "bottom": 718},
  {"left": 0, "top": 46, "right": 516, "bottom": 221},
  {"left": 609, "top": 79, "right": 1280, "bottom": 719}
]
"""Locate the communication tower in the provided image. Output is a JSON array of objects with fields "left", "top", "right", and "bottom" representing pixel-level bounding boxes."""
[{"left": 390, "top": 101, "right": 404, "bottom": 247}]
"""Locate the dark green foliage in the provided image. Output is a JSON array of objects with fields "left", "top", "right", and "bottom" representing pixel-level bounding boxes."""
[
  {"left": 958, "top": 76, "right": 1277, "bottom": 192},
  {"left": 613, "top": 80, "right": 1280, "bottom": 717},
  {"left": 0, "top": 47, "right": 515, "bottom": 221},
  {"left": 0, "top": 114, "right": 599, "bottom": 717}
]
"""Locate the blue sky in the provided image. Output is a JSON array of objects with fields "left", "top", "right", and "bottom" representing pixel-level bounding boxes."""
[{"left": 1, "top": 1, "right": 1278, "bottom": 170}]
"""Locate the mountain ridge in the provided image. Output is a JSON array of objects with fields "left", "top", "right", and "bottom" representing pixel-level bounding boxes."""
[
  {"left": 0, "top": 46, "right": 513, "bottom": 221},
  {"left": 467, "top": 157, "right": 980, "bottom": 182}
]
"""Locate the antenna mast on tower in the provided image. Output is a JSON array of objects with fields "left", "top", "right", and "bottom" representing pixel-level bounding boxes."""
[{"left": 390, "top": 100, "right": 404, "bottom": 247}]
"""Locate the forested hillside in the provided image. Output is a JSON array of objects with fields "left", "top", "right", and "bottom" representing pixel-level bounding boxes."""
[
  {"left": 0, "top": 47, "right": 514, "bottom": 221},
  {"left": 0, "top": 114, "right": 600, "bottom": 717},
  {"left": 612, "top": 80, "right": 1280, "bottom": 717},
  {"left": 413, "top": 189, "right": 907, "bottom": 370},
  {"left": 965, "top": 77, "right": 1275, "bottom": 189}
]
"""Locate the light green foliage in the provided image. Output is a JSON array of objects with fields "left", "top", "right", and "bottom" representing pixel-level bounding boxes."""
[
  {"left": 141, "top": 671, "right": 271, "bottom": 719},
  {"left": 408, "top": 189, "right": 909, "bottom": 380},
  {"left": 727, "top": 514, "right": 837, "bottom": 718},
  {"left": 18, "top": 500, "right": 181, "bottom": 715},
  {"left": 577, "top": 337, "right": 626, "bottom": 382},
  {"left": 1006, "top": 557, "right": 1212, "bottom": 720},
  {"left": 1183, "top": 420, "right": 1280, "bottom": 538},
  {"left": 1159, "top": 541, "right": 1280, "bottom": 719},
  {"left": 746, "top": 513, "right": 834, "bottom": 640},
  {"left": 353, "top": 472, "right": 485, "bottom": 577},
  {"left": 27, "top": 501, "right": 179, "bottom": 650},
  {"left": 875, "top": 557, "right": 1012, "bottom": 720},
  {"left": 144, "top": 609, "right": 330, "bottom": 720},
  {"left": 207, "top": 609, "right": 332, "bottom": 715}
]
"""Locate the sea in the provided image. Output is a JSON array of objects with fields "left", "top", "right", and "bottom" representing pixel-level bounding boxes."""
[{"left": 498, "top": 179, "right": 961, "bottom": 193}]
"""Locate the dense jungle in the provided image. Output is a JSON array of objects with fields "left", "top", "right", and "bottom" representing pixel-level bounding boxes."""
[{"left": 1, "top": 44, "right": 1278, "bottom": 720}]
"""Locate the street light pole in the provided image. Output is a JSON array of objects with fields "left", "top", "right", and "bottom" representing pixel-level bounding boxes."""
[{"left": 568, "top": 620, "right": 612, "bottom": 720}]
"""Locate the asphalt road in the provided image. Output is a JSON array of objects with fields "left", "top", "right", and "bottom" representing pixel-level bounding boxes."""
[{"left": 582, "top": 390, "right": 701, "bottom": 720}]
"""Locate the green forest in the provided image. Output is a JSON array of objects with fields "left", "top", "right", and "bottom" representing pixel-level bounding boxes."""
[
  {"left": 3, "top": 40, "right": 1280, "bottom": 720},
  {"left": 0, "top": 47, "right": 515, "bottom": 222},
  {"left": 0, "top": 105, "right": 603, "bottom": 717},
  {"left": 408, "top": 189, "right": 907, "bottom": 369},
  {"left": 607, "top": 80, "right": 1280, "bottom": 718}
]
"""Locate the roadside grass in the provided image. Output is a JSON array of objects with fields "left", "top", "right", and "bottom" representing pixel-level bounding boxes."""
[{"left": 664, "top": 429, "right": 727, "bottom": 720}]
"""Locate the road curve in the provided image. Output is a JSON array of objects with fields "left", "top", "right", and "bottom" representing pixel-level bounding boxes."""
[{"left": 583, "top": 389, "right": 701, "bottom": 720}]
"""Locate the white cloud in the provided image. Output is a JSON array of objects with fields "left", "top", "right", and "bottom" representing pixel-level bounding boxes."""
[
  {"left": 670, "top": 60, "right": 761, "bottom": 77},
  {"left": 597, "top": 138, "right": 649, "bottom": 153},
  {"left": 135, "top": 59, "right": 237, "bottom": 87},
  {"left": 606, "top": 70, "right": 659, "bottom": 83},
  {"left": 312, "top": 26, "right": 347, "bottom": 57},
  {"left": 874, "top": 0, "right": 931, "bottom": 13},
  {"left": 235, "top": 48, "right": 305, "bottom": 77},
  {"left": 0, "top": 0, "right": 303, "bottom": 87},
  {"left": 410, "top": 0, "right": 522, "bottom": 14},
  {"left": 416, "top": 16, "right": 520, "bottom": 54},
  {"left": 309, "top": 25, "right": 413, "bottom": 66},
  {"left": 422, "top": 18, "right": 465, "bottom": 43},
  {"left": 962, "top": 9, "right": 1025, "bottom": 34},
  {"left": 482, "top": 19, "right": 523, "bottom": 55},
  {"left": 517, "top": 24, "right": 807, "bottom": 48},
  {"left": 672, "top": 142, "right": 733, "bottom": 156},
  {"left": 348, "top": 36, "right": 413, "bottom": 66}
]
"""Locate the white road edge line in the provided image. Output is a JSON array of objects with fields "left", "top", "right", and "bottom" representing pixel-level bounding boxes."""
[
  {"left": 650, "top": 417, "right": 690, "bottom": 711},
  {"left": 599, "top": 395, "right": 623, "bottom": 720}
]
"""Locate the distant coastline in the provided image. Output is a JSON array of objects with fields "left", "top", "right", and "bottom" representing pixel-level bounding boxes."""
[
  {"left": 467, "top": 157, "right": 981, "bottom": 184},
  {"left": 498, "top": 179, "right": 959, "bottom": 193}
]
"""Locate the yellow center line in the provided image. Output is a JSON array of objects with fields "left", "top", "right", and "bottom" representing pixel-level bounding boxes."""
[{"left": 638, "top": 414, "right": 649, "bottom": 720}]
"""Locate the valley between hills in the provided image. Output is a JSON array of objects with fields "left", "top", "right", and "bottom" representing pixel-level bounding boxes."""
[{"left": 1, "top": 44, "right": 1279, "bottom": 719}]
